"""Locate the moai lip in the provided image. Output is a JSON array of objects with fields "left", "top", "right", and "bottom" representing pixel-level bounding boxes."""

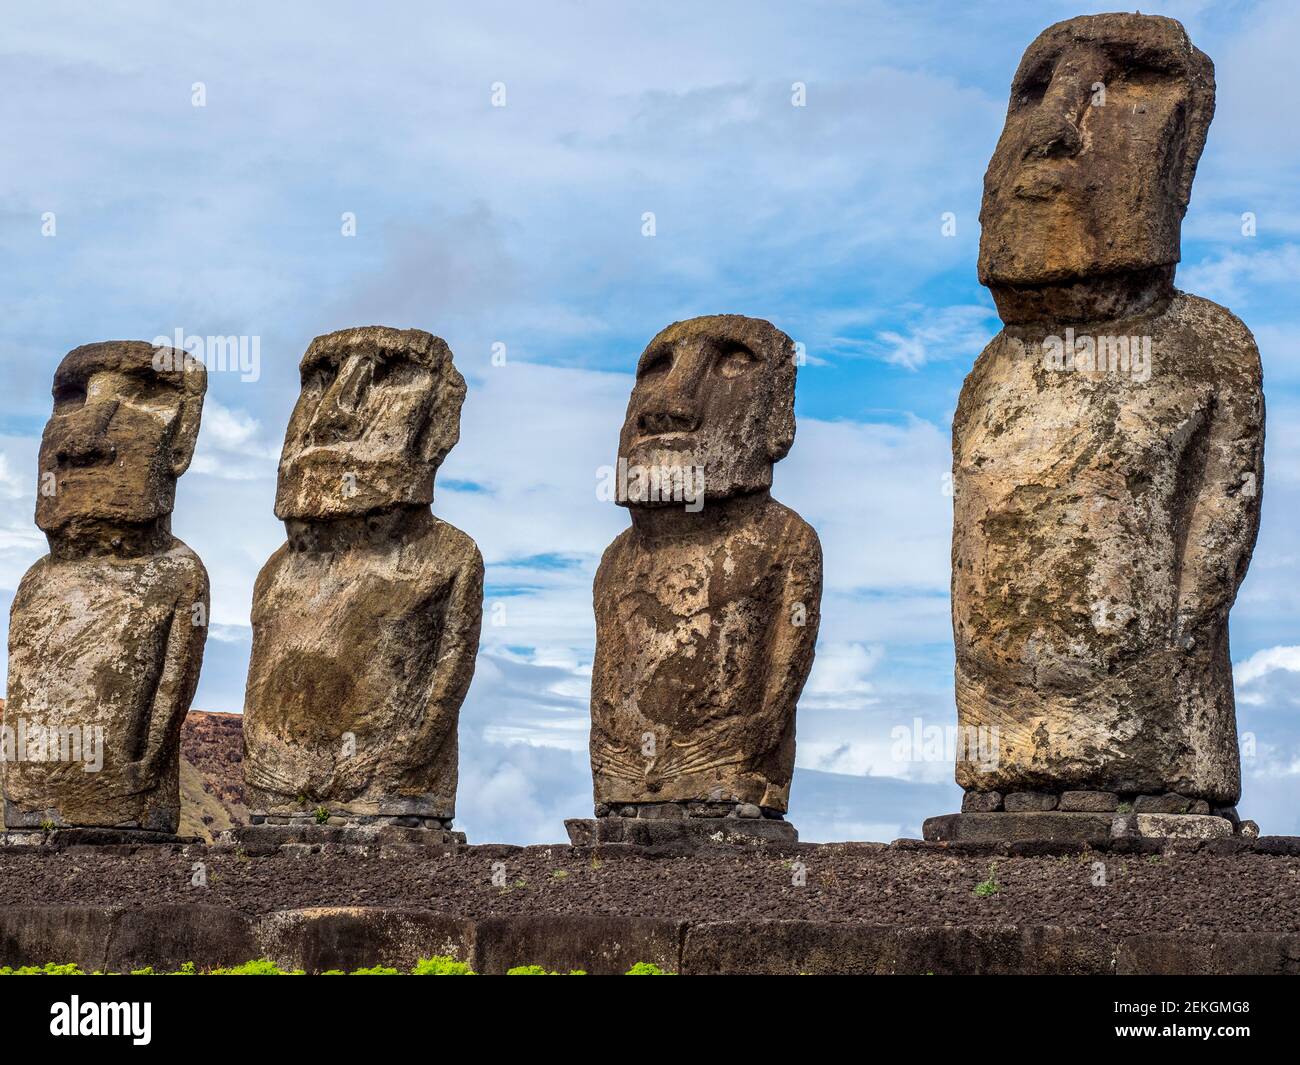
[
  {"left": 3, "top": 341, "right": 209, "bottom": 839},
  {"left": 241, "top": 326, "right": 483, "bottom": 843},
  {"left": 574, "top": 315, "right": 823, "bottom": 848},
  {"left": 945, "top": 14, "right": 1264, "bottom": 835}
]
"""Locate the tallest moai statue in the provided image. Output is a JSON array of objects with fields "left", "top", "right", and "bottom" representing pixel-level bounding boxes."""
[{"left": 931, "top": 14, "right": 1265, "bottom": 841}]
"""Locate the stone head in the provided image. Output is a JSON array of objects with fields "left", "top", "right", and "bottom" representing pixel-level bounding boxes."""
[
  {"left": 275, "top": 326, "right": 466, "bottom": 520},
  {"left": 618, "top": 315, "right": 796, "bottom": 504},
  {"left": 978, "top": 14, "right": 1214, "bottom": 296},
  {"left": 36, "top": 341, "right": 207, "bottom": 533}
]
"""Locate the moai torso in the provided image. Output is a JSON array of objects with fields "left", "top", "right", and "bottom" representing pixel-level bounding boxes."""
[
  {"left": 6, "top": 545, "right": 207, "bottom": 830},
  {"left": 589, "top": 315, "right": 822, "bottom": 815},
  {"left": 3, "top": 341, "right": 208, "bottom": 833},
  {"left": 592, "top": 495, "right": 820, "bottom": 809},
  {"left": 954, "top": 295, "right": 1262, "bottom": 800},
  {"left": 241, "top": 327, "right": 482, "bottom": 822},
  {"left": 954, "top": 14, "right": 1264, "bottom": 804},
  {"left": 244, "top": 512, "right": 481, "bottom": 817}
]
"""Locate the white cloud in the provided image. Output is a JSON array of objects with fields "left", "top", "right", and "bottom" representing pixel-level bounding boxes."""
[
  {"left": 1236, "top": 645, "right": 1300, "bottom": 686},
  {"left": 1178, "top": 243, "right": 1300, "bottom": 308},
  {"left": 869, "top": 304, "right": 1000, "bottom": 371}
]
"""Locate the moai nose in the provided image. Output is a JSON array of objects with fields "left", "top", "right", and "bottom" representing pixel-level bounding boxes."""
[
  {"left": 55, "top": 400, "right": 119, "bottom": 467},
  {"left": 1024, "top": 95, "right": 1083, "bottom": 160},
  {"left": 306, "top": 357, "right": 369, "bottom": 445},
  {"left": 638, "top": 350, "right": 704, "bottom": 435},
  {"left": 1022, "top": 56, "right": 1099, "bottom": 162}
]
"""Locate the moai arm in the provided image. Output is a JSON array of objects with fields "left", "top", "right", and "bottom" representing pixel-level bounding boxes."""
[
  {"left": 131, "top": 558, "right": 209, "bottom": 793},
  {"left": 405, "top": 542, "right": 485, "bottom": 764},
  {"left": 752, "top": 516, "right": 822, "bottom": 793},
  {"left": 1174, "top": 321, "right": 1264, "bottom": 641}
]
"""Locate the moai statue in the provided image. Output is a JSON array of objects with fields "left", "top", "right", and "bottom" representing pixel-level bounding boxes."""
[
  {"left": 241, "top": 327, "right": 482, "bottom": 842},
  {"left": 929, "top": 14, "right": 1265, "bottom": 842},
  {"left": 3, "top": 342, "right": 209, "bottom": 839},
  {"left": 567, "top": 315, "right": 822, "bottom": 847}
]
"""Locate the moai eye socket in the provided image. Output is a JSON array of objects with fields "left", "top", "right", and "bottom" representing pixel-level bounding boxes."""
[
  {"left": 637, "top": 347, "right": 672, "bottom": 379},
  {"left": 303, "top": 360, "right": 336, "bottom": 393},
  {"left": 113, "top": 371, "right": 182, "bottom": 409},
  {"left": 53, "top": 381, "right": 87, "bottom": 411},
  {"left": 369, "top": 353, "right": 419, "bottom": 388},
  {"left": 715, "top": 341, "right": 757, "bottom": 379},
  {"left": 1013, "top": 59, "right": 1053, "bottom": 108}
]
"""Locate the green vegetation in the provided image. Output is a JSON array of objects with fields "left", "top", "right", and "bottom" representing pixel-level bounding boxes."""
[
  {"left": 625, "top": 962, "right": 671, "bottom": 975},
  {"left": 0, "top": 955, "right": 672, "bottom": 975},
  {"left": 313, "top": 806, "right": 330, "bottom": 825},
  {"left": 0, "top": 963, "right": 85, "bottom": 976},
  {"left": 410, "top": 955, "right": 475, "bottom": 976},
  {"left": 211, "top": 959, "right": 307, "bottom": 975},
  {"left": 973, "top": 865, "right": 1000, "bottom": 898}
]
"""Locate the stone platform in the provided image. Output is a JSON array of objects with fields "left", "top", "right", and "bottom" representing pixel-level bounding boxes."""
[
  {"left": 929, "top": 789, "right": 1260, "bottom": 843},
  {"left": 7, "top": 837, "right": 1300, "bottom": 973},
  {"left": 924, "top": 811, "right": 1243, "bottom": 843},
  {"left": 1, "top": 828, "right": 200, "bottom": 847},
  {"left": 568, "top": 800, "right": 798, "bottom": 846},
  {"left": 224, "top": 823, "right": 466, "bottom": 854}
]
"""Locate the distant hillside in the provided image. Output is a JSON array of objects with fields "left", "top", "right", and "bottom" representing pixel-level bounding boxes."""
[{"left": 179, "top": 710, "right": 248, "bottom": 840}]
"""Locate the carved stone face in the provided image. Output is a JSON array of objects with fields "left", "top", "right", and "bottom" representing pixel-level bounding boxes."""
[
  {"left": 618, "top": 315, "right": 795, "bottom": 504},
  {"left": 978, "top": 14, "right": 1214, "bottom": 289},
  {"left": 36, "top": 342, "right": 206, "bottom": 533},
  {"left": 275, "top": 326, "right": 466, "bottom": 521}
]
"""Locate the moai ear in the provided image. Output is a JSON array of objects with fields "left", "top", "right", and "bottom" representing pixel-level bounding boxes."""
[
  {"left": 169, "top": 352, "right": 208, "bottom": 478},
  {"left": 418, "top": 357, "right": 468, "bottom": 471},
  {"left": 763, "top": 328, "right": 797, "bottom": 464},
  {"left": 1173, "top": 44, "right": 1215, "bottom": 221}
]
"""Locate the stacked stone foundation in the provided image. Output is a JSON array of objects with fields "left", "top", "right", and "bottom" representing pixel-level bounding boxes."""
[
  {"left": 567, "top": 801, "right": 798, "bottom": 846},
  {"left": 925, "top": 788, "right": 1258, "bottom": 843}
]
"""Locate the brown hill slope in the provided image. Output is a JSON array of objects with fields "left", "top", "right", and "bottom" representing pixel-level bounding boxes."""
[{"left": 179, "top": 710, "right": 248, "bottom": 840}]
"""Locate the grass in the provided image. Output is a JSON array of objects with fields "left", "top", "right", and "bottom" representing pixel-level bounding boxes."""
[{"left": 973, "top": 865, "right": 1000, "bottom": 898}]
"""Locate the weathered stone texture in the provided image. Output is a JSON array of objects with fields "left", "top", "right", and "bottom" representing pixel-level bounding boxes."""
[
  {"left": 952, "top": 15, "right": 1263, "bottom": 805},
  {"left": 588, "top": 315, "right": 821, "bottom": 814},
  {"left": 3, "top": 341, "right": 208, "bottom": 834},
  {"left": 242, "top": 327, "right": 482, "bottom": 822}
]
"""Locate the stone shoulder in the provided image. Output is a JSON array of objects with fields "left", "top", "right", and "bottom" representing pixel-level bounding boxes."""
[
  {"left": 1171, "top": 290, "right": 1263, "bottom": 384},
  {"left": 427, "top": 516, "right": 484, "bottom": 574},
  {"left": 158, "top": 538, "right": 209, "bottom": 593},
  {"left": 763, "top": 497, "right": 822, "bottom": 567}
]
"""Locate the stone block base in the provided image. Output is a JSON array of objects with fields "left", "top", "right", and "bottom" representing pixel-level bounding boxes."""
[
  {"left": 923, "top": 810, "right": 1237, "bottom": 843},
  {"left": 566, "top": 815, "right": 798, "bottom": 847},
  {"left": 1, "top": 828, "right": 198, "bottom": 847},
  {"left": 249, "top": 810, "right": 453, "bottom": 830},
  {"left": 222, "top": 823, "right": 466, "bottom": 854}
]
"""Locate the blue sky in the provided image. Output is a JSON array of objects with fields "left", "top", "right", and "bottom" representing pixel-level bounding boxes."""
[{"left": 2, "top": 0, "right": 1298, "bottom": 842}]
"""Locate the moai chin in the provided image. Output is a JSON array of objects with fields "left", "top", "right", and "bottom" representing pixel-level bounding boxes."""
[
  {"left": 577, "top": 314, "right": 822, "bottom": 844},
  {"left": 3, "top": 341, "right": 209, "bottom": 837},
  {"left": 943, "top": 14, "right": 1264, "bottom": 834},
  {"left": 241, "top": 326, "right": 483, "bottom": 834}
]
